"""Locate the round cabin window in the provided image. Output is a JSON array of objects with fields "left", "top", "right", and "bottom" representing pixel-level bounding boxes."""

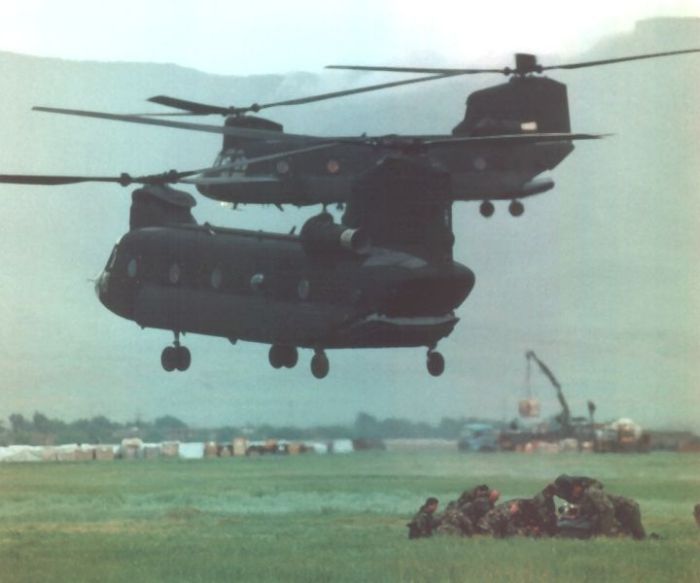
[
  {"left": 326, "top": 159, "right": 340, "bottom": 174},
  {"left": 211, "top": 267, "right": 223, "bottom": 290},
  {"left": 250, "top": 273, "right": 265, "bottom": 292},
  {"left": 126, "top": 258, "right": 138, "bottom": 278},
  {"left": 169, "top": 263, "right": 181, "bottom": 285},
  {"left": 297, "top": 279, "right": 310, "bottom": 300}
]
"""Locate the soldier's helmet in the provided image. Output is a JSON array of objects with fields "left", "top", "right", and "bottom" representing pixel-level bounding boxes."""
[
  {"left": 458, "top": 484, "right": 490, "bottom": 505},
  {"left": 423, "top": 497, "right": 439, "bottom": 510},
  {"left": 555, "top": 475, "right": 601, "bottom": 501},
  {"left": 554, "top": 475, "right": 575, "bottom": 500}
]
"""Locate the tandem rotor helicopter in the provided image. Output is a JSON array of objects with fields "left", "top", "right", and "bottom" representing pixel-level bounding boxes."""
[{"left": 1, "top": 48, "right": 698, "bottom": 379}]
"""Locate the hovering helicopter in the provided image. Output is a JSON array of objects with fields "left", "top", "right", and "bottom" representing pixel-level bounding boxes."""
[
  {"left": 1, "top": 151, "right": 471, "bottom": 378},
  {"left": 29, "top": 48, "right": 700, "bottom": 216}
]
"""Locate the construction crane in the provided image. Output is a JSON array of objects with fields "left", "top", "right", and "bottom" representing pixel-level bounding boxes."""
[{"left": 525, "top": 350, "right": 573, "bottom": 437}]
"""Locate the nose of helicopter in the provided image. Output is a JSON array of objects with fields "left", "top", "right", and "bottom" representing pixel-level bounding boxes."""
[{"left": 94, "top": 270, "right": 109, "bottom": 302}]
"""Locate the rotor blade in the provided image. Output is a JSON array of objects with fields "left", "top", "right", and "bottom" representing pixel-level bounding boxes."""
[
  {"left": 148, "top": 95, "right": 231, "bottom": 115},
  {"left": 182, "top": 175, "right": 281, "bottom": 186},
  {"left": 0, "top": 174, "right": 129, "bottom": 186},
  {"left": 424, "top": 132, "right": 608, "bottom": 146},
  {"left": 32, "top": 106, "right": 309, "bottom": 141},
  {"left": 0, "top": 143, "right": 339, "bottom": 188},
  {"left": 543, "top": 48, "right": 700, "bottom": 71},
  {"left": 326, "top": 65, "right": 505, "bottom": 74},
  {"left": 254, "top": 73, "right": 465, "bottom": 109},
  {"left": 0, "top": 170, "right": 197, "bottom": 187},
  {"left": 328, "top": 47, "right": 700, "bottom": 76},
  {"left": 148, "top": 73, "right": 463, "bottom": 116}
]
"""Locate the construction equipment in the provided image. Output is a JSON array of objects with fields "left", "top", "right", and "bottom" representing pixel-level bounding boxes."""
[{"left": 524, "top": 350, "right": 573, "bottom": 437}]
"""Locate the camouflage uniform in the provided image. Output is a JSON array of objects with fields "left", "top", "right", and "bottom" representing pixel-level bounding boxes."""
[
  {"left": 555, "top": 476, "right": 614, "bottom": 536},
  {"left": 478, "top": 486, "right": 557, "bottom": 538},
  {"left": 530, "top": 486, "right": 558, "bottom": 536},
  {"left": 608, "top": 493, "right": 646, "bottom": 539},
  {"left": 477, "top": 501, "right": 521, "bottom": 538},
  {"left": 407, "top": 506, "right": 440, "bottom": 539},
  {"left": 555, "top": 475, "right": 645, "bottom": 539},
  {"left": 457, "top": 484, "right": 491, "bottom": 506},
  {"left": 436, "top": 485, "right": 494, "bottom": 537},
  {"left": 435, "top": 500, "right": 473, "bottom": 536}
]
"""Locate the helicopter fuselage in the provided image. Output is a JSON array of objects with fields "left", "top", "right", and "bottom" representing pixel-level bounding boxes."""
[
  {"left": 96, "top": 222, "right": 475, "bottom": 350},
  {"left": 195, "top": 138, "right": 568, "bottom": 206}
]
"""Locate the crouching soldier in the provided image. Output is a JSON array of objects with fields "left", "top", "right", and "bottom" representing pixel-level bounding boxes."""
[
  {"left": 554, "top": 475, "right": 613, "bottom": 537},
  {"left": 436, "top": 485, "right": 500, "bottom": 537},
  {"left": 407, "top": 497, "right": 440, "bottom": 539},
  {"left": 477, "top": 500, "right": 523, "bottom": 538},
  {"left": 554, "top": 474, "right": 646, "bottom": 540},
  {"left": 524, "top": 484, "right": 558, "bottom": 537},
  {"left": 607, "top": 493, "right": 646, "bottom": 540},
  {"left": 436, "top": 500, "right": 472, "bottom": 536}
]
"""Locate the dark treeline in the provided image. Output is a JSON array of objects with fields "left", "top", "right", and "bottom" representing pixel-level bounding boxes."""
[{"left": 0, "top": 411, "right": 501, "bottom": 446}]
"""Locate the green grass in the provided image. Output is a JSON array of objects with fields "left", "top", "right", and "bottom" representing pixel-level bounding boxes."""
[{"left": 0, "top": 452, "right": 698, "bottom": 582}]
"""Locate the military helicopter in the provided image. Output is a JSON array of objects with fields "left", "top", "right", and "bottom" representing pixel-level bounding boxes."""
[
  {"left": 1, "top": 150, "right": 472, "bottom": 379},
  {"left": 30, "top": 48, "right": 699, "bottom": 216}
]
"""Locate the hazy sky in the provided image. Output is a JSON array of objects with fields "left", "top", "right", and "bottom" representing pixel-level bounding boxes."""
[{"left": 3, "top": 0, "right": 700, "bottom": 74}]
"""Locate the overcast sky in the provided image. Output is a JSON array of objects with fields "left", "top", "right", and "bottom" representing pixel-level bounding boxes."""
[{"left": 3, "top": 0, "right": 700, "bottom": 75}]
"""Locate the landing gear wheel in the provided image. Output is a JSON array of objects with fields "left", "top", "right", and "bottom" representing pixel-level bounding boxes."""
[
  {"left": 509, "top": 200, "right": 525, "bottom": 217},
  {"left": 311, "top": 350, "right": 329, "bottom": 379},
  {"left": 161, "top": 346, "right": 178, "bottom": 372},
  {"left": 175, "top": 346, "right": 191, "bottom": 371},
  {"left": 162, "top": 331, "right": 191, "bottom": 372},
  {"left": 282, "top": 346, "right": 299, "bottom": 369},
  {"left": 480, "top": 200, "right": 495, "bottom": 218},
  {"left": 269, "top": 345, "right": 284, "bottom": 369},
  {"left": 427, "top": 351, "right": 445, "bottom": 377}
]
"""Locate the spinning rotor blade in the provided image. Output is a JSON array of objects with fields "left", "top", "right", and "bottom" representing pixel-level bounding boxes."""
[
  {"left": 147, "top": 73, "right": 461, "bottom": 116},
  {"left": 0, "top": 175, "right": 127, "bottom": 186},
  {"left": 327, "top": 47, "right": 700, "bottom": 76},
  {"left": 0, "top": 170, "right": 191, "bottom": 187},
  {"left": 32, "top": 106, "right": 309, "bottom": 141},
  {"left": 423, "top": 132, "right": 607, "bottom": 146},
  {"left": 148, "top": 96, "right": 234, "bottom": 115},
  {"left": 0, "top": 143, "right": 339, "bottom": 187},
  {"left": 542, "top": 48, "right": 700, "bottom": 71},
  {"left": 30, "top": 108, "right": 606, "bottom": 150},
  {"left": 326, "top": 65, "right": 503, "bottom": 75}
]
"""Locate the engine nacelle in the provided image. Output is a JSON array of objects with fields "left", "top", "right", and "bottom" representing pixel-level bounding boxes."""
[
  {"left": 300, "top": 212, "right": 370, "bottom": 255},
  {"left": 129, "top": 185, "right": 197, "bottom": 231}
]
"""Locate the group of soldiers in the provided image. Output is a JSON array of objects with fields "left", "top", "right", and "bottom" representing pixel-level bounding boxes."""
[{"left": 407, "top": 474, "right": 647, "bottom": 540}]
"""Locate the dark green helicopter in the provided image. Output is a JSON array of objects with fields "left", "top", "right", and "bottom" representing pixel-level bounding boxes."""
[
  {"left": 32, "top": 49, "right": 700, "bottom": 215},
  {"left": 1, "top": 151, "right": 474, "bottom": 379}
]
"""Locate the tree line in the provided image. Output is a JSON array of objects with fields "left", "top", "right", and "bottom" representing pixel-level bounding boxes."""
[{"left": 0, "top": 411, "right": 501, "bottom": 446}]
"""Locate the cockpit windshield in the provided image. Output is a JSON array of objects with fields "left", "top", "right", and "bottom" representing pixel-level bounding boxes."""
[{"left": 104, "top": 244, "right": 118, "bottom": 272}]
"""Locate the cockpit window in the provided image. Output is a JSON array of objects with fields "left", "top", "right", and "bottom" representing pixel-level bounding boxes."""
[
  {"left": 214, "top": 150, "right": 247, "bottom": 176},
  {"left": 104, "top": 245, "right": 118, "bottom": 272}
]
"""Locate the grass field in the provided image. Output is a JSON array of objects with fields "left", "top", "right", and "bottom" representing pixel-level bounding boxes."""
[{"left": 0, "top": 451, "right": 698, "bottom": 582}]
